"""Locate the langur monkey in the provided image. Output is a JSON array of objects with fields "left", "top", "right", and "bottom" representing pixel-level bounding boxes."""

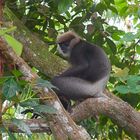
[{"left": 52, "top": 31, "right": 110, "bottom": 108}]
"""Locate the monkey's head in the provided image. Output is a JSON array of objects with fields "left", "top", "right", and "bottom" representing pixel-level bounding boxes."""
[{"left": 56, "top": 31, "right": 81, "bottom": 57}]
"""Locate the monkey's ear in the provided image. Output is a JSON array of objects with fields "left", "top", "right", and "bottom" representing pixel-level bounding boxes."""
[{"left": 69, "top": 37, "right": 80, "bottom": 48}]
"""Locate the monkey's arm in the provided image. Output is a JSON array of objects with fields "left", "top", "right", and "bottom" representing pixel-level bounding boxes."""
[{"left": 60, "top": 63, "right": 88, "bottom": 77}]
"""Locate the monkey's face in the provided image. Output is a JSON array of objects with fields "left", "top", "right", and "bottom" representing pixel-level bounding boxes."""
[{"left": 57, "top": 41, "right": 71, "bottom": 58}]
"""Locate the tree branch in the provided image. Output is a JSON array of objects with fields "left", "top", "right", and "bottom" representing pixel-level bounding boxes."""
[
  {"left": 3, "top": 95, "right": 140, "bottom": 139},
  {"left": 0, "top": 37, "right": 91, "bottom": 140},
  {"left": 71, "top": 97, "right": 140, "bottom": 139},
  {"left": 4, "top": 119, "right": 51, "bottom": 133},
  {"left": 3, "top": 6, "right": 140, "bottom": 139},
  {"left": 4, "top": 6, "right": 68, "bottom": 77}
]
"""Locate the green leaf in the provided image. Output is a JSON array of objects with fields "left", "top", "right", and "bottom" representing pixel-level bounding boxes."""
[
  {"left": 57, "top": 0, "right": 73, "bottom": 13},
  {"left": 130, "top": 85, "right": 140, "bottom": 94},
  {"left": 93, "top": 33, "right": 104, "bottom": 46},
  {"left": 116, "top": 76, "right": 140, "bottom": 94},
  {"left": 108, "top": 5, "right": 118, "bottom": 14},
  {"left": 20, "top": 99, "right": 40, "bottom": 107},
  {"left": 136, "top": 45, "right": 140, "bottom": 54},
  {"left": 106, "top": 26, "right": 125, "bottom": 35},
  {"left": 106, "top": 38, "right": 117, "bottom": 53},
  {"left": 12, "top": 69, "right": 22, "bottom": 78},
  {"left": 112, "top": 33, "right": 120, "bottom": 41},
  {"left": 0, "top": 30, "right": 6, "bottom": 36},
  {"left": 95, "top": 2, "right": 107, "bottom": 15},
  {"left": 3, "top": 34, "right": 23, "bottom": 56},
  {"left": 119, "top": 6, "right": 128, "bottom": 16},
  {"left": 121, "top": 32, "right": 136, "bottom": 42},
  {"left": 0, "top": 126, "right": 16, "bottom": 140},
  {"left": 135, "top": 31, "right": 140, "bottom": 38},
  {"left": 115, "top": 85, "right": 129, "bottom": 94},
  {"left": 138, "top": 9, "right": 140, "bottom": 18},
  {"left": 113, "top": 67, "right": 129, "bottom": 78},
  {"left": 55, "top": 15, "right": 66, "bottom": 24},
  {"left": 127, "top": 75, "right": 140, "bottom": 87},
  {"left": 34, "top": 105, "right": 57, "bottom": 114},
  {"left": 35, "top": 78, "right": 57, "bottom": 89},
  {"left": 2, "top": 78, "right": 21, "bottom": 100},
  {"left": 110, "top": 0, "right": 115, "bottom": 4},
  {"left": 69, "top": 17, "right": 82, "bottom": 27},
  {"left": 115, "top": 0, "right": 125, "bottom": 4},
  {"left": 104, "top": 0, "right": 110, "bottom": 6},
  {"left": 12, "top": 118, "right": 32, "bottom": 136},
  {"left": 127, "top": 75, "right": 140, "bottom": 94},
  {"left": 7, "top": 131, "right": 17, "bottom": 140},
  {"left": 0, "top": 26, "right": 17, "bottom": 36},
  {"left": 19, "top": 84, "right": 35, "bottom": 102},
  {"left": 0, "top": 77, "right": 9, "bottom": 85},
  {"left": 100, "top": 116, "right": 108, "bottom": 126}
]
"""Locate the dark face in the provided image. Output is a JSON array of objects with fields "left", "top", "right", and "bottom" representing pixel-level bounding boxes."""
[{"left": 57, "top": 40, "right": 71, "bottom": 57}]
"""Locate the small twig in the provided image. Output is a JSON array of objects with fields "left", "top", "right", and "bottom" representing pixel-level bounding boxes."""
[{"left": 129, "top": 39, "right": 140, "bottom": 66}]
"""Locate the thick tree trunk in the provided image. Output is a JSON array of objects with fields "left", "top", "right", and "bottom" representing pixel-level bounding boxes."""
[{"left": 4, "top": 6, "right": 68, "bottom": 77}]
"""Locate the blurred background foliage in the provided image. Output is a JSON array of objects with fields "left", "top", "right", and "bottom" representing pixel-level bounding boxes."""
[{"left": 1, "top": 0, "right": 140, "bottom": 139}]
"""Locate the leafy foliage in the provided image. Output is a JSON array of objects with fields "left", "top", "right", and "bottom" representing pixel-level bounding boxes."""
[
  {"left": 0, "top": 27, "right": 23, "bottom": 56},
  {"left": 35, "top": 78, "right": 57, "bottom": 89},
  {"left": 4, "top": 34, "right": 23, "bottom": 56},
  {"left": 2, "top": 0, "right": 140, "bottom": 139},
  {"left": 116, "top": 75, "right": 140, "bottom": 94},
  {"left": 2, "top": 78, "right": 21, "bottom": 100},
  {"left": 0, "top": 70, "right": 56, "bottom": 139}
]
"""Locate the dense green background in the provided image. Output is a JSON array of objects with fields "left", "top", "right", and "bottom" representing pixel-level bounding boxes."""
[{"left": 0, "top": 0, "right": 140, "bottom": 139}]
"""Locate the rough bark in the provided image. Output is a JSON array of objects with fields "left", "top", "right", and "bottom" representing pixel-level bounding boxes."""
[
  {"left": 71, "top": 97, "right": 140, "bottom": 139},
  {"left": 4, "top": 6, "right": 68, "bottom": 77}
]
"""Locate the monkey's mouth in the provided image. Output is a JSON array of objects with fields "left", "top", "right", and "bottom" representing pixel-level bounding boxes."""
[
  {"left": 59, "top": 45, "right": 68, "bottom": 53},
  {"left": 57, "top": 46, "right": 69, "bottom": 58}
]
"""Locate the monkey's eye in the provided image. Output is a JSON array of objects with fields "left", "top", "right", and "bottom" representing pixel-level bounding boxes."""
[
  {"left": 58, "top": 42, "right": 69, "bottom": 46},
  {"left": 58, "top": 42, "right": 69, "bottom": 53}
]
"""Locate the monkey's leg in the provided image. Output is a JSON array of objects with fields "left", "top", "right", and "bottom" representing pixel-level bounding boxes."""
[
  {"left": 51, "top": 76, "right": 108, "bottom": 100},
  {"left": 59, "top": 96, "right": 71, "bottom": 110}
]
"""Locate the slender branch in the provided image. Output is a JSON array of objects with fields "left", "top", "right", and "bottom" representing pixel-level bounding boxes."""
[
  {"left": 129, "top": 39, "right": 140, "bottom": 66},
  {"left": 4, "top": 119, "right": 51, "bottom": 133}
]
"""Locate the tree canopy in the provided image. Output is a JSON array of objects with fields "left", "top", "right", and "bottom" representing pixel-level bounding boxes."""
[{"left": 0, "top": 0, "right": 140, "bottom": 140}]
